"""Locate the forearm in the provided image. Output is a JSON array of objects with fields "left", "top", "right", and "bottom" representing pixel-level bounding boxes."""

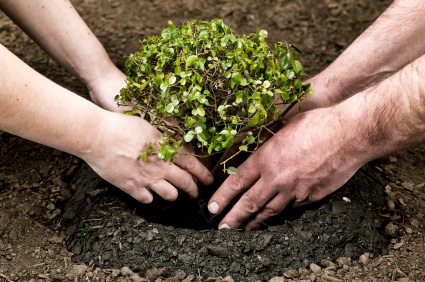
[
  {"left": 0, "top": 0, "right": 115, "bottom": 88},
  {"left": 335, "top": 52, "right": 425, "bottom": 164},
  {"left": 0, "top": 43, "right": 104, "bottom": 157},
  {"left": 310, "top": 0, "right": 425, "bottom": 106}
]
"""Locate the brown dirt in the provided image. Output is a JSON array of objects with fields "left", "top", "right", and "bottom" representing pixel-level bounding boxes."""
[{"left": 1, "top": 0, "right": 425, "bottom": 281}]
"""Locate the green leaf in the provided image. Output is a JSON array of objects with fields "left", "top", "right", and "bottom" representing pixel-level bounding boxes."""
[
  {"left": 279, "top": 52, "right": 291, "bottom": 70},
  {"left": 222, "top": 136, "right": 234, "bottom": 148},
  {"left": 231, "top": 72, "right": 242, "bottom": 85},
  {"left": 292, "top": 60, "right": 303, "bottom": 74},
  {"left": 219, "top": 129, "right": 230, "bottom": 136},
  {"left": 157, "top": 151, "right": 166, "bottom": 160},
  {"left": 239, "top": 145, "right": 248, "bottom": 151},
  {"left": 286, "top": 69, "right": 295, "bottom": 79},
  {"left": 280, "top": 90, "right": 290, "bottom": 101},
  {"left": 291, "top": 44, "right": 303, "bottom": 54},
  {"left": 248, "top": 104, "right": 256, "bottom": 113},
  {"left": 139, "top": 81, "right": 149, "bottom": 90},
  {"left": 147, "top": 143, "right": 155, "bottom": 151},
  {"left": 153, "top": 76, "right": 163, "bottom": 87},
  {"left": 186, "top": 55, "right": 198, "bottom": 68},
  {"left": 195, "top": 126, "right": 203, "bottom": 134},
  {"left": 184, "top": 131, "right": 195, "bottom": 142},
  {"left": 197, "top": 106, "right": 206, "bottom": 116},
  {"left": 258, "top": 30, "right": 268, "bottom": 37},
  {"left": 170, "top": 94, "right": 178, "bottom": 103},
  {"left": 159, "top": 145, "right": 176, "bottom": 160},
  {"left": 227, "top": 166, "right": 237, "bottom": 174},
  {"left": 160, "top": 82, "right": 169, "bottom": 91},
  {"left": 140, "top": 152, "right": 147, "bottom": 162},
  {"left": 169, "top": 75, "right": 177, "bottom": 84},
  {"left": 262, "top": 80, "right": 271, "bottom": 89},
  {"left": 165, "top": 103, "right": 174, "bottom": 113},
  {"left": 247, "top": 135, "right": 255, "bottom": 144}
]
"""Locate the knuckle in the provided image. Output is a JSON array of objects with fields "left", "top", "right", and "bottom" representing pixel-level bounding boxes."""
[
  {"left": 262, "top": 205, "right": 280, "bottom": 217},
  {"left": 240, "top": 193, "right": 260, "bottom": 214},
  {"left": 180, "top": 173, "right": 193, "bottom": 189},
  {"left": 184, "top": 155, "right": 197, "bottom": 171},
  {"left": 225, "top": 216, "right": 244, "bottom": 229},
  {"left": 133, "top": 188, "right": 153, "bottom": 204},
  {"left": 163, "top": 188, "right": 178, "bottom": 201},
  {"left": 227, "top": 174, "right": 244, "bottom": 192},
  {"left": 294, "top": 190, "right": 310, "bottom": 204}
]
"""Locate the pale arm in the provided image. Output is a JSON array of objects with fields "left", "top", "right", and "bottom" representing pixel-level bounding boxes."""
[
  {"left": 209, "top": 50, "right": 425, "bottom": 230},
  {"left": 0, "top": 0, "right": 124, "bottom": 111},
  {"left": 0, "top": 44, "right": 213, "bottom": 203}
]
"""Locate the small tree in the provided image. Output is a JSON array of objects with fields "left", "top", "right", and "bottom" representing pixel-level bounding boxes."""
[{"left": 116, "top": 19, "right": 312, "bottom": 173}]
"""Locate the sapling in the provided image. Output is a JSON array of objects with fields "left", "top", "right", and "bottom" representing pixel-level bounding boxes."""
[{"left": 116, "top": 19, "right": 312, "bottom": 174}]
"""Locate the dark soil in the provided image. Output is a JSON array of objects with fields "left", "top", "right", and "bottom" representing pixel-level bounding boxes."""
[
  {"left": 63, "top": 163, "right": 389, "bottom": 281},
  {"left": 2, "top": 0, "right": 425, "bottom": 281}
]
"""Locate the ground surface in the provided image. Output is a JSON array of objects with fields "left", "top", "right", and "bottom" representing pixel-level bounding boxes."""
[{"left": 1, "top": 0, "right": 425, "bottom": 281}]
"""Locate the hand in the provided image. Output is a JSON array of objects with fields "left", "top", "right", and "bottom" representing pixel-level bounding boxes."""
[
  {"left": 212, "top": 77, "right": 332, "bottom": 182},
  {"left": 208, "top": 107, "right": 364, "bottom": 230},
  {"left": 81, "top": 111, "right": 214, "bottom": 203},
  {"left": 86, "top": 66, "right": 129, "bottom": 112}
]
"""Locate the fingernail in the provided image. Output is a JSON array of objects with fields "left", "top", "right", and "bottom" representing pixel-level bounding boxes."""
[
  {"left": 219, "top": 223, "right": 230, "bottom": 230},
  {"left": 206, "top": 175, "right": 214, "bottom": 185},
  {"left": 208, "top": 201, "right": 219, "bottom": 214}
]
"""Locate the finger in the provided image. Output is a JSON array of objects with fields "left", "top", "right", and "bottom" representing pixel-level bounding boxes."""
[
  {"left": 127, "top": 187, "right": 154, "bottom": 204},
  {"left": 174, "top": 153, "right": 214, "bottom": 186},
  {"left": 244, "top": 193, "right": 292, "bottom": 231},
  {"left": 216, "top": 178, "right": 274, "bottom": 229},
  {"left": 163, "top": 162, "right": 199, "bottom": 198},
  {"left": 148, "top": 180, "right": 178, "bottom": 201},
  {"left": 208, "top": 157, "right": 261, "bottom": 215}
]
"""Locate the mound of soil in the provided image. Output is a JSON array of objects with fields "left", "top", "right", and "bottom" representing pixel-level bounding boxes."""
[{"left": 63, "top": 163, "right": 389, "bottom": 281}]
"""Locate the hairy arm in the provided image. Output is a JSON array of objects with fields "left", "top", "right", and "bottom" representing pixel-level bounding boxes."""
[
  {"left": 305, "top": 0, "right": 425, "bottom": 110},
  {"left": 208, "top": 50, "right": 425, "bottom": 230},
  {"left": 0, "top": 0, "right": 125, "bottom": 111}
]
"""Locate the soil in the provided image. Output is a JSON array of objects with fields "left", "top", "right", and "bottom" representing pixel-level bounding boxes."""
[
  {"left": 1, "top": 0, "right": 425, "bottom": 281},
  {"left": 63, "top": 162, "right": 389, "bottom": 281}
]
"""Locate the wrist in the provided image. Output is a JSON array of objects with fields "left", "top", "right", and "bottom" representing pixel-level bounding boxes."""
[
  {"left": 85, "top": 64, "right": 127, "bottom": 112},
  {"left": 307, "top": 69, "right": 360, "bottom": 107}
]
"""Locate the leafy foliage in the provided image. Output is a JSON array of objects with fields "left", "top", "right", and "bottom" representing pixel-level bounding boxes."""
[{"left": 116, "top": 19, "right": 312, "bottom": 173}]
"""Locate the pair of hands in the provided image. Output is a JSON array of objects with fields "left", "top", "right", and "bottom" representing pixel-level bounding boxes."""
[{"left": 88, "top": 71, "right": 361, "bottom": 230}]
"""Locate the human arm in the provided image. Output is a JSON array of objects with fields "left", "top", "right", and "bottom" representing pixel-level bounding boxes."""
[
  {"left": 0, "top": 0, "right": 124, "bottom": 111},
  {"left": 208, "top": 49, "right": 425, "bottom": 230},
  {"left": 0, "top": 44, "right": 213, "bottom": 202},
  {"left": 302, "top": 0, "right": 425, "bottom": 111}
]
